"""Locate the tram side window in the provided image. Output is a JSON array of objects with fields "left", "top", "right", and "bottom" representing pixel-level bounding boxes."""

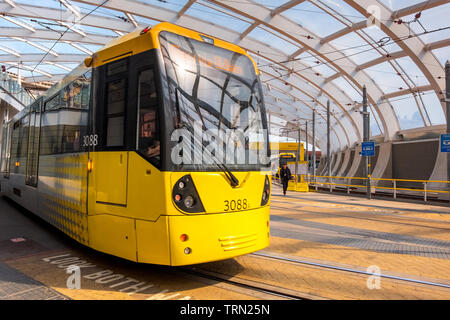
[
  {"left": 137, "top": 69, "right": 160, "bottom": 167},
  {"left": 19, "top": 115, "right": 29, "bottom": 175},
  {"left": 45, "top": 93, "right": 61, "bottom": 111},
  {"left": 105, "top": 79, "right": 126, "bottom": 147},
  {"left": 1, "top": 123, "right": 11, "bottom": 175},
  {"left": 40, "top": 71, "right": 91, "bottom": 155},
  {"left": 60, "top": 72, "right": 91, "bottom": 153},
  {"left": 0, "top": 123, "right": 7, "bottom": 173},
  {"left": 9, "top": 121, "right": 20, "bottom": 173},
  {"left": 9, "top": 117, "right": 28, "bottom": 174}
]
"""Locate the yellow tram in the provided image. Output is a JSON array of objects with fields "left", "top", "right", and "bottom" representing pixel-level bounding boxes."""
[{"left": 0, "top": 23, "right": 271, "bottom": 266}]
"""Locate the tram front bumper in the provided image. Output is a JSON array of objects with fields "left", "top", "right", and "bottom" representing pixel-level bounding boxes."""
[{"left": 168, "top": 206, "right": 270, "bottom": 266}]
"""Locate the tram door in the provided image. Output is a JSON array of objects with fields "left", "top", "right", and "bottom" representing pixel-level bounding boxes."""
[{"left": 92, "top": 58, "right": 130, "bottom": 206}]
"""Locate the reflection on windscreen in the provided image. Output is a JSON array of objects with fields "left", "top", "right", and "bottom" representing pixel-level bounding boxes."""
[{"left": 159, "top": 31, "right": 269, "bottom": 170}]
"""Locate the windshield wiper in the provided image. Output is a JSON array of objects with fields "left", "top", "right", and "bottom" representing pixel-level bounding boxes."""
[
  {"left": 215, "top": 161, "right": 239, "bottom": 188},
  {"left": 177, "top": 121, "right": 240, "bottom": 188}
]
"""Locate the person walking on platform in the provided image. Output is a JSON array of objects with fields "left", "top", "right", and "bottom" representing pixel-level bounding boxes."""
[{"left": 280, "top": 164, "right": 291, "bottom": 196}]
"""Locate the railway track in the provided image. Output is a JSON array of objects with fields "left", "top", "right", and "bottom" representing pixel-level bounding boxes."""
[
  {"left": 179, "top": 266, "right": 325, "bottom": 300},
  {"left": 252, "top": 251, "right": 450, "bottom": 290}
]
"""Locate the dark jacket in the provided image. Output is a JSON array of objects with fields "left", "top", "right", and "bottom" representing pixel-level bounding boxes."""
[{"left": 280, "top": 167, "right": 291, "bottom": 182}]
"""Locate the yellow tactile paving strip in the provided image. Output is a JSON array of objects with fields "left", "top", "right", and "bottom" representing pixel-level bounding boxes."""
[{"left": 4, "top": 250, "right": 259, "bottom": 300}]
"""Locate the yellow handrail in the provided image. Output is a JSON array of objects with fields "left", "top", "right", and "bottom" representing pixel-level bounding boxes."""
[
  {"left": 307, "top": 175, "right": 450, "bottom": 184},
  {"left": 308, "top": 181, "right": 450, "bottom": 194},
  {"left": 300, "top": 174, "right": 450, "bottom": 199}
]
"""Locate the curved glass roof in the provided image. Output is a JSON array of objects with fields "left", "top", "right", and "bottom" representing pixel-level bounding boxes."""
[{"left": 0, "top": 0, "right": 447, "bottom": 152}]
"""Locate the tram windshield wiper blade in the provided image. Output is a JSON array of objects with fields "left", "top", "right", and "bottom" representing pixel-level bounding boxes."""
[
  {"left": 176, "top": 121, "right": 240, "bottom": 188},
  {"left": 216, "top": 162, "right": 239, "bottom": 188}
]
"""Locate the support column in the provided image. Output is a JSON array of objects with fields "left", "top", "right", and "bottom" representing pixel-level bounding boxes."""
[
  {"left": 446, "top": 61, "right": 450, "bottom": 202},
  {"left": 327, "top": 100, "right": 331, "bottom": 178},
  {"left": 305, "top": 121, "right": 308, "bottom": 170},
  {"left": 312, "top": 110, "right": 316, "bottom": 178},
  {"left": 295, "top": 128, "right": 299, "bottom": 181},
  {"left": 297, "top": 127, "right": 301, "bottom": 183},
  {"left": 362, "top": 86, "right": 371, "bottom": 199}
]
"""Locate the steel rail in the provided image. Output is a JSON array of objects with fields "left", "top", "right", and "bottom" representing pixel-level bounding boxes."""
[
  {"left": 180, "top": 267, "right": 320, "bottom": 300},
  {"left": 252, "top": 252, "right": 450, "bottom": 290}
]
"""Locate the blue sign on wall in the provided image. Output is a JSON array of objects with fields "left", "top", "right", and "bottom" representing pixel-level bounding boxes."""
[
  {"left": 362, "top": 141, "right": 375, "bottom": 157},
  {"left": 441, "top": 134, "right": 450, "bottom": 153}
]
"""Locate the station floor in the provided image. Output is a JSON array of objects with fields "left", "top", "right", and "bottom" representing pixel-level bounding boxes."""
[{"left": 1, "top": 187, "right": 450, "bottom": 300}]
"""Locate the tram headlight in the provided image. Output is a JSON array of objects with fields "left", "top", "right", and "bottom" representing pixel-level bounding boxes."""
[
  {"left": 172, "top": 175, "right": 205, "bottom": 213},
  {"left": 260, "top": 175, "right": 271, "bottom": 206},
  {"left": 184, "top": 196, "right": 194, "bottom": 208}
]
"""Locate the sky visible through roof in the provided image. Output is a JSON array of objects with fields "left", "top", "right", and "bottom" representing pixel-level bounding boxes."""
[{"left": 0, "top": 0, "right": 448, "bottom": 150}]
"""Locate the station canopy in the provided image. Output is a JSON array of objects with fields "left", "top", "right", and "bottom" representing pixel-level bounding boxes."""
[{"left": 0, "top": 0, "right": 448, "bottom": 152}]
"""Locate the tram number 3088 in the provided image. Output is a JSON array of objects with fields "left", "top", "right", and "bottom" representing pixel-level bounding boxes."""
[
  {"left": 224, "top": 199, "right": 248, "bottom": 211},
  {"left": 82, "top": 134, "right": 98, "bottom": 147}
]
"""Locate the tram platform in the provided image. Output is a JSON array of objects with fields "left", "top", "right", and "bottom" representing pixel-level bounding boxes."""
[{"left": 1, "top": 189, "right": 450, "bottom": 300}]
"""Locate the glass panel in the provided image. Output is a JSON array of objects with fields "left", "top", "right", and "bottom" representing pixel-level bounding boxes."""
[
  {"left": 10, "top": 115, "right": 29, "bottom": 175},
  {"left": 185, "top": 3, "right": 251, "bottom": 33},
  {"left": 370, "top": 110, "right": 381, "bottom": 136},
  {"left": 9, "top": 120, "right": 20, "bottom": 173},
  {"left": 331, "top": 77, "right": 362, "bottom": 103},
  {"left": 365, "top": 61, "right": 408, "bottom": 94},
  {"left": 319, "top": 0, "right": 366, "bottom": 23},
  {"left": 106, "top": 79, "right": 126, "bottom": 115},
  {"left": 432, "top": 47, "right": 450, "bottom": 67},
  {"left": 107, "top": 59, "right": 127, "bottom": 77},
  {"left": 45, "top": 93, "right": 61, "bottom": 111},
  {"left": 360, "top": 26, "right": 402, "bottom": 53},
  {"left": 390, "top": 94, "right": 424, "bottom": 130},
  {"left": 393, "top": 56, "right": 429, "bottom": 88},
  {"left": 30, "top": 108, "right": 41, "bottom": 184},
  {"left": 246, "top": 27, "right": 301, "bottom": 55},
  {"left": 137, "top": 0, "right": 188, "bottom": 12},
  {"left": 0, "top": 123, "right": 10, "bottom": 174},
  {"left": 283, "top": 1, "right": 346, "bottom": 38},
  {"left": 159, "top": 31, "right": 269, "bottom": 170},
  {"left": 39, "top": 71, "right": 91, "bottom": 155},
  {"left": 40, "top": 112, "right": 61, "bottom": 155},
  {"left": 106, "top": 78, "right": 126, "bottom": 147},
  {"left": 419, "top": 91, "right": 445, "bottom": 126},
  {"left": 329, "top": 32, "right": 383, "bottom": 65},
  {"left": 253, "top": 0, "right": 291, "bottom": 8},
  {"left": 26, "top": 110, "right": 36, "bottom": 185},
  {"left": 294, "top": 51, "right": 337, "bottom": 78},
  {"left": 378, "top": 0, "right": 424, "bottom": 10},
  {"left": 106, "top": 116, "right": 124, "bottom": 147},
  {"left": 137, "top": 69, "right": 161, "bottom": 167}
]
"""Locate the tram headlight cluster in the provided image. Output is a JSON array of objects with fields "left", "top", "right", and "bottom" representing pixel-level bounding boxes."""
[
  {"left": 172, "top": 175, "right": 205, "bottom": 213},
  {"left": 260, "top": 175, "right": 271, "bottom": 206}
]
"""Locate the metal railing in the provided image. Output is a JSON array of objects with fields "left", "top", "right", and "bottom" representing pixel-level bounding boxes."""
[
  {"left": 304, "top": 174, "right": 450, "bottom": 202},
  {"left": 0, "top": 75, "right": 34, "bottom": 107}
]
